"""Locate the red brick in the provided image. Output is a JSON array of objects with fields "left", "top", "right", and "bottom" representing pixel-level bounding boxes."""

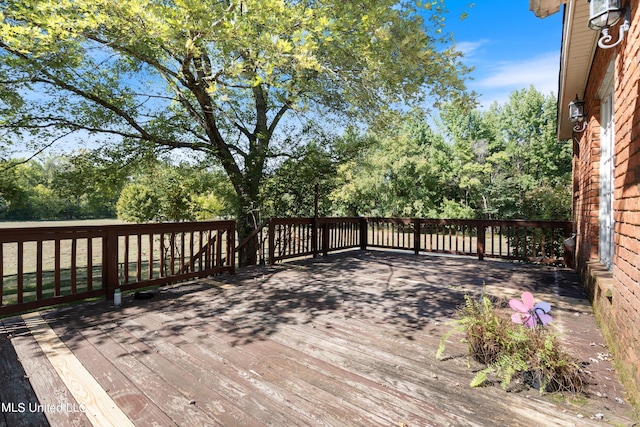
[{"left": 576, "top": 6, "right": 640, "bottom": 402}]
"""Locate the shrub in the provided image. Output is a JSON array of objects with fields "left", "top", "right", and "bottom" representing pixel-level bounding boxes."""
[{"left": 438, "top": 294, "right": 587, "bottom": 394}]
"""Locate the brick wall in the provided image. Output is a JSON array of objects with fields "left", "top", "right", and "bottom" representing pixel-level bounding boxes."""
[{"left": 573, "top": 0, "right": 640, "bottom": 405}]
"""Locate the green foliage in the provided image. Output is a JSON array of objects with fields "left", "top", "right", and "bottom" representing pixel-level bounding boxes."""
[
  {"left": 437, "top": 198, "right": 476, "bottom": 219},
  {"left": 0, "top": 0, "right": 473, "bottom": 236},
  {"left": 521, "top": 181, "right": 572, "bottom": 221},
  {"left": 439, "top": 87, "right": 572, "bottom": 220},
  {"left": 116, "top": 183, "right": 158, "bottom": 223},
  {"left": 50, "top": 151, "right": 133, "bottom": 218},
  {"left": 329, "top": 87, "right": 571, "bottom": 221},
  {"left": 0, "top": 0, "right": 568, "bottom": 227},
  {"left": 116, "top": 162, "right": 235, "bottom": 223},
  {"left": 330, "top": 111, "right": 458, "bottom": 217},
  {"left": 438, "top": 294, "right": 587, "bottom": 394},
  {"left": 2, "top": 85, "right": 572, "bottom": 224},
  {"left": 437, "top": 294, "right": 516, "bottom": 365},
  {"left": 0, "top": 152, "right": 134, "bottom": 220},
  {"left": 261, "top": 140, "right": 339, "bottom": 218}
]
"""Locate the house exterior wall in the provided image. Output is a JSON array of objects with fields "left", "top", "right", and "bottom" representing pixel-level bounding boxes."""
[{"left": 573, "top": 0, "right": 640, "bottom": 404}]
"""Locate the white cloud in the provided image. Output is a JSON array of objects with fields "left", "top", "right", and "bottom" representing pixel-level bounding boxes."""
[
  {"left": 468, "top": 51, "right": 560, "bottom": 109},
  {"left": 475, "top": 52, "right": 559, "bottom": 94},
  {"left": 455, "top": 39, "right": 490, "bottom": 57}
]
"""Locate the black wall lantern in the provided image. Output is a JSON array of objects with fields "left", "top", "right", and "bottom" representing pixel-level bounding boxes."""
[
  {"left": 588, "top": 0, "right": 631, "bottom": 48},
  {"left": 569, "top": 95, "right": 587, "bottom": 133}
]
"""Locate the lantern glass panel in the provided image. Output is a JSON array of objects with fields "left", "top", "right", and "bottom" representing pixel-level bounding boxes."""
[{"left": 588, "top": 0, "right": 623, "bottom": 30}]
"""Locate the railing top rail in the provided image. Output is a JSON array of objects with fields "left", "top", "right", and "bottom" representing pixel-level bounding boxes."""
[
  {"left": 270, "top": 217, "right": 362, "bottom": 225},
  {"left": 270, "top": 217, "right": 315, "bottom": 225},
  {"left": 364, "top": 217, "right": 572, "bottom": 227},
  {"left": 317, "top": 217, "right": 362, "bottom": 224},
  {"left": 0, "top": 220, "right": 236, "bottom": 241},
  {"left": 478, "top": 219, "right": 572, "bottom": 227}
]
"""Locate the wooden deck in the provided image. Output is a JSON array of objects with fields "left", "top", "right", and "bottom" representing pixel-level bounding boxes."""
[{"left": 0, "top": 251, "right": 636, "bottom": 426}]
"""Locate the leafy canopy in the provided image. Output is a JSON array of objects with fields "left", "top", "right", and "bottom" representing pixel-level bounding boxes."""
[
  {"left": 0, "top": 0, "right": 471, "bottom": 157},
  {"left": 0, "top": 0, "right": 473, "bottom": 232}
]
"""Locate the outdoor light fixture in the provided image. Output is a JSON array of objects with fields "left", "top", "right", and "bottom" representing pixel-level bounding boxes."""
[
  {"left": 569, "top": 95, "right": 587, "bottom": 133},
  {"left": 588, "top": 0, "right": 631, "bottom": 49}
]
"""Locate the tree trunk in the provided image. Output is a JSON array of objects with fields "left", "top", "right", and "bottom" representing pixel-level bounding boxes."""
[{"left": 235, "top": 179, "right": 263, "bottom": 266}]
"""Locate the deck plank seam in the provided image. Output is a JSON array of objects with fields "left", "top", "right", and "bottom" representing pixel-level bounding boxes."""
[{"left": 21, "top": 312, "right": 135, "bottom": 427}]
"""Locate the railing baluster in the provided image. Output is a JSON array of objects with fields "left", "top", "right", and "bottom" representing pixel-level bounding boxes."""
[
  {"left": 17, "top": 241, "right": 23, "bottom": 304},
  {"left": 189, "top": 230, "right": 194, "bottom": 271},
  {"left": 217, "top": 229, "right": 223, "bottom": 268},
  {"left": 198, "top": 231, "right": 204, "bottom": 271},
  {"left": 123, "top": 235, "right": 130, "bottom": 284},
  {"left": 148, "top": 233, "right": 154, "bottom": 280},
  {"left": 37, "top": 240, "right": 43, "bottom": 300},
  {"left": 160, "top": 232, "right": 166, "bottom": 277},
  {"left": 54, "top": 239, "right": 61, "bottom": 296},
  {"left": 87, "top": 237, "right": 93, "bottom": 291},
  {"left": 205, "top": 230, "right": 212, "bottom": 269},
  {"left": 71, "top": 238, "right": 77, "bottom": 294}
]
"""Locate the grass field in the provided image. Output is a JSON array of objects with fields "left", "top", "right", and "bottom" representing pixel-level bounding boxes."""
[{"left": 0, "top": 218, "right": 124, "bottom": 229}]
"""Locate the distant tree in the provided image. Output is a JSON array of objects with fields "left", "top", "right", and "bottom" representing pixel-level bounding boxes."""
[
  {"left": 330, "top": 111, "right": 458, "bottom": 217},
  {"left": 116, "top": 162, "right": 235, "bottom": 222},
  {"left": 261, "top": 131, "right": 344, "bottom": 218},
  {"left": 0, "top": 159, "right": 52, "bottom": 220},
  {"left": 50, "top": 150, "right": 132, "bottom": 218},
  {"left": 438, "top": 87, "right": 571, "bottom": 220},
  {"left": 116, "top": 182, "right": 159, "bottom": 223}
]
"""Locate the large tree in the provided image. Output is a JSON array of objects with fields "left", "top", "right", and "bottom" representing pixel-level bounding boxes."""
[{"left": 0, "top": 0, "right": 472, "bottom": 236}]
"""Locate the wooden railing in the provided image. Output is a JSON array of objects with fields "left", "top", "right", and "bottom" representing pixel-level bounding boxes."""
[
  {"left": 268, "top": 217, "right": 362, "bottom": 263},
  {"left": 236, "top": 219, "right": 270, "bottom": 267},
  {"left": 238, "top": 217, "right": 573, "bottom": 266},
  {"left": 1, "top": 217, "right": 572, "bottom": 316},
  {"left": 0, "top": 221, "right": 235, "bottom": 316}
]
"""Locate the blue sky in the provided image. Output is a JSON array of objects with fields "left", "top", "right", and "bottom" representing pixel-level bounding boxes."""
[{"left": 443, "top": 2, "right": 564, "bottom": 109}]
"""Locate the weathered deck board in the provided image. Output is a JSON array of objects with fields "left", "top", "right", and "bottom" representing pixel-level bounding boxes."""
[
  {"left": 1, "top": 317, "right": 89, "bottom": 427},
  {"left": 52, "top": 317, "right": 227, "bottom": 426},
  {"left": 46, "top": 320, "right": 177, "bottom": 426},
  {"left": 2, "top": 251, "right": 636, "bottom": 426},
  {"left": 22, "top": 312, "right": 136, "bottom": 427},
  {"left": 131, "top": 309, "right": 442, "bottom": 426},
  {"left": 123, "top": 313, "right": 330, "bottom": 426},
  {"left": 0, "top": 322, "right": 49, "bottom": 427}
]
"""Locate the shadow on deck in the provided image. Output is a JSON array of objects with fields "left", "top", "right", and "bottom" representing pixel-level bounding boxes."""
[{"left": 1, "top": 250, "right": 636, "bottom": 426}]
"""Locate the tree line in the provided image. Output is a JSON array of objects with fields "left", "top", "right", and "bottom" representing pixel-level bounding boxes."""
[{"left": 0, "top": 87, "right": 571, "bottom": 224}]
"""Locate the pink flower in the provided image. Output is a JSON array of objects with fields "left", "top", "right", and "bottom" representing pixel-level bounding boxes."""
[{"left": 509, "top": 292, "right": 552, "bottom": 328}]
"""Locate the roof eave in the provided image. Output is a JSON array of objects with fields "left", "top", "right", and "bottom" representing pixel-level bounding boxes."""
[{"left": 557, "top": 0, "right": 599, "bottom": 140}]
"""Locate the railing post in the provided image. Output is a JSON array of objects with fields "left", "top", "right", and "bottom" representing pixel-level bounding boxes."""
[
  {"left": 477, "top": 221, "right": 485, "bottom": 261},
  {"left": 322, "top": 220, "right": 330, "bottom": 256},
  {"left": 359, "top": 217, "right": 368, "bottom": 251},
  {"left": 228, "top": 222, "right": 236, "bottom": 274},
  {"left": 268, "top": 218, "right": 275, "bottom": 265},
  {"left": 413, "top": 219, "right": 420, "bottom": 255},
  {"left": 103, "top": 226, "right": 119, "bottom": 300},
  {"left": 562, "top": 223, "right": 575, "bottom": 269},
  {"left": 312, "top": 216, "right": 319, "bottom": 258}
]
